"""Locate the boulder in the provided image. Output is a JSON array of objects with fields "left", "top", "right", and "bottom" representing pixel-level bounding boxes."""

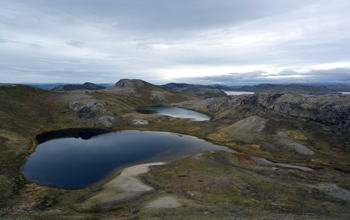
[
  {"left": 69, "top": 103, "right": 80, "bottom": 111},
  {"left": 77, "top": 107, "right": 96, "bottom": 119}
]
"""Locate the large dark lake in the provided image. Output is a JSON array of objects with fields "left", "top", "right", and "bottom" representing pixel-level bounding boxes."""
[
  {"left": 21, "top": 130, "right": 234, "bottom": 189},
  {"left": 136, "top": 106, "right": 211, "bottom": 121}
]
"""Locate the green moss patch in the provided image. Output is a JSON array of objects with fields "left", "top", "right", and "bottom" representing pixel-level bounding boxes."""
[{"left": 0, "top": 175, "right": 14, "bottom": 200}]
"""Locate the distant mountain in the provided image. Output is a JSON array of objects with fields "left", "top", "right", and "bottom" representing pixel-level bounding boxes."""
[
  {"left": 51, "top": 82, "right": 106, "bottom": 91},
  {"left": 26, "top": 83, "right": 67, "bottom": 90},
  {"left": 209, "top": 84, "right": 243, "bottom": 91},
  {"left": 326, "top": 84, "right": 350, "bottom": 92},
  {"left": 205, "top": 83, "right": 350, "bottom": 95},
  {"left": 238, "top": 84, "right": 336, "bottom": 95},
  {"left": 97, "top": 83, "right": 115, "bottom": 88},
  {"left": 163, "top": 83, "right": 344, "bottom": 96},
  {"left": 161, "top": 83, "right": 227, "bottom": 98},
  {"left": 26, "top": 83, "right": 114, "bottom": 90}
]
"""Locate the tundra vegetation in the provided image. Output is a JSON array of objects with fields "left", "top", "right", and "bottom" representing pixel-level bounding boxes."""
[{"left": 0, "top": 79, "right": 350, "bottom": 219}]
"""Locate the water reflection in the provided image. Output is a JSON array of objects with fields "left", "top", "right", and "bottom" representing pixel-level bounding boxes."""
[
  {"left": 136, "top": 106, "right": 211, "bottom": 121},
  {"left": 223, "top": 91, "right": 254, "bottom": 95}
]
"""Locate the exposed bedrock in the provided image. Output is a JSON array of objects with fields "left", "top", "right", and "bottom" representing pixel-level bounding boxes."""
[
  {"left": 207, "top": 92, "right": 350, "bottom": 130},
  {"left": 94, "top": 116, "right": 119, "bottom": 128}
]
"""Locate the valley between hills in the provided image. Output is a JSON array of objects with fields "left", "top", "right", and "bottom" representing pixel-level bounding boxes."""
[{"left": 1, "top": 79, "right": 350, "bottom": 219}]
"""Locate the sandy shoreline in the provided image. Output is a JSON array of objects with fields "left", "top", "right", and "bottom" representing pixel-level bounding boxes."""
[{"left": 83, "top": 162, "right": 165, "bottom": 207}]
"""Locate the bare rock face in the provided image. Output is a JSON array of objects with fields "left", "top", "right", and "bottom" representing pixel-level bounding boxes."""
[
  {"left": 94, "top": 116, "right": 118, "bottom": 128},
  {"left": 320, "top": 183, "right": 350, "bottom": 203},
  {"left": 207, "top": 92, "right": 350, "bottom": 130},
  {"left": 287, "top": 142, "right": 315, "bottom": 155},
  {"left": 131, "top": 119, "right": 148, "bottom": 125}
]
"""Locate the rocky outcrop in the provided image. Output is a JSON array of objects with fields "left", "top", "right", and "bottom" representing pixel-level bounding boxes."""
[
  {"left": 162, "top": 83, "right": 227, "bottom": 98},
  {"left": 94, "top": 116, "right": 118, "bottom": 128},
  {"left": 52, "top": 82, "right": 106, "bottom": 91},
  {"left": 77, "top": 107, "right": 96, "bottom": 119},
  {"left": 131, "top": 119, "right": 148, "bottom": 125},
  {"left": 207, "top": 92, "right": 350, "bottom": 130}
]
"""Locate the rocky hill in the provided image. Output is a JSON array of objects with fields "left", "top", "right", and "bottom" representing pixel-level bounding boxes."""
[
  {"left": 107, "top": 79, "right": 152, "bottom": 93},
  {"left": 106, "top": 79, "right": 200, "bottom": 103},
  {"left": 161, "top": 83, "right": 227, "bottom": 98},
  {"left": 177, "top": 92, "right": 350, "bottom": 131},
  {"left": 51, "top": 82, "right": 106, "bottom": 91}
]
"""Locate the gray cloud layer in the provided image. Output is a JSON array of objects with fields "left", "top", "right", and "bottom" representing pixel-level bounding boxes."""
[
  {"left": 173, "top": 68, "right": 350, "bottom": 85},
  {"left": 1, "top": 0, "right": 350, "bottom": 84}
]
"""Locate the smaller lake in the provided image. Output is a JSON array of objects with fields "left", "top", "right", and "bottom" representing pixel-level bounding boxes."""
[
  {"left": 136, "top": 106, "right": 211, "bottom": 121},
  {"left": 223, "top": 91, "right": 255, "bottom": 96},
  {"left": 339, "top": 91, "right": 350, "bottom": 95},
  {"left": 21, "top": 130, "right": 234, "bottom": 189}
]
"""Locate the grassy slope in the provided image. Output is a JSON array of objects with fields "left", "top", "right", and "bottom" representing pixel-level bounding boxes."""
[
  {"left": 0, "top": 83, "right": 350, "bottom": 219},
  {"left": 140, "top": 151, "right": 350, "bottom": 219}
]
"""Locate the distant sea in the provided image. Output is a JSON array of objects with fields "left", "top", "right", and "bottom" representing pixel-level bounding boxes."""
[{"left": 223, "top": 91, "right": 255, "bottom": 95}]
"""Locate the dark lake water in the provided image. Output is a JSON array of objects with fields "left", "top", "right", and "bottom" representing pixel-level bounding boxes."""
[
  {"left": 21, "top": 130, "right": 234, "bottom": 189},
  {"left": 136, "top": 106, "right": 211, "bottom": 121}
]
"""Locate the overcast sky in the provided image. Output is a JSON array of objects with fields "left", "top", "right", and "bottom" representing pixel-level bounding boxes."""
[{"left": 1, "top": 0, "right": 350, "bottom": 85}]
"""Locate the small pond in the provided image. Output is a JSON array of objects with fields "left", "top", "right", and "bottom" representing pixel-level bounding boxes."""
[
  {"left": 136, "top": 106, "right": 211, "bottom": 121},
  {"left": 21, "top": 130, "right": 234, "bottom": 189},
  {"left": 223, "top": 91, "right": 255, "bottom": 96}
]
